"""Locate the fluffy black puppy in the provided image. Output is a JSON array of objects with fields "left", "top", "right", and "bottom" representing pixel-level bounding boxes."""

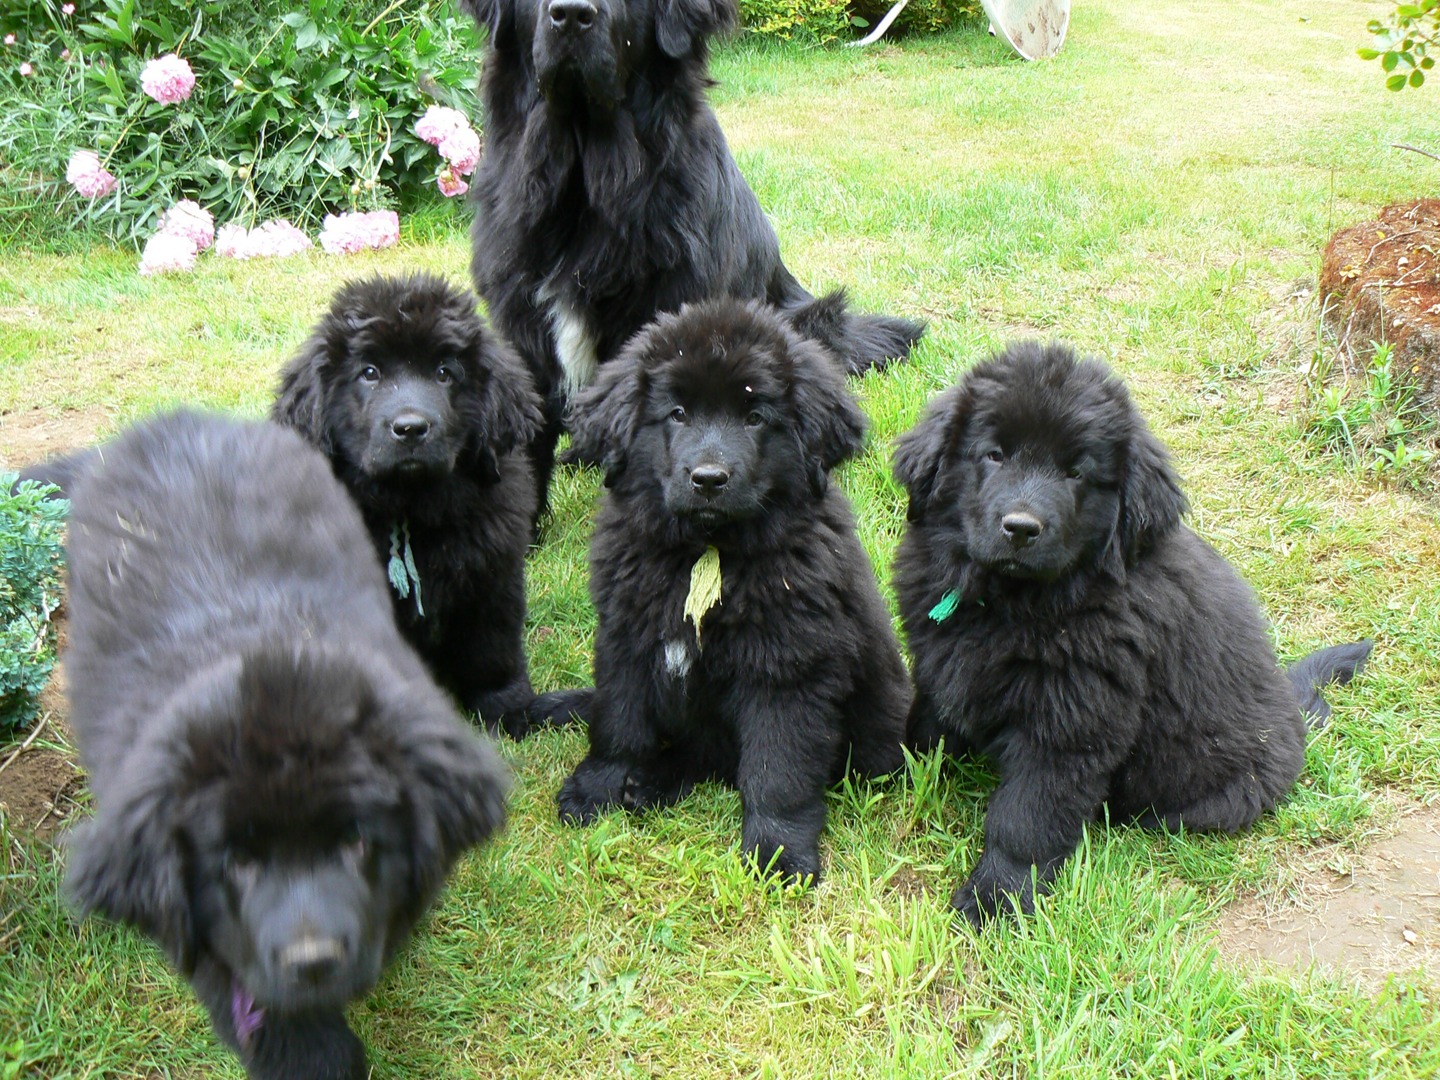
[
  {"left": 62, "top": 411, "right": 508, "bottom": 1080},
  {"left": 548, "top": 298, "right": 912, "bottom": 882},
  {"left": 272, "top": 273, "right": 548, "bottom": 736},
  {"left": 458, "top": 0, "right": 924, "bottom": 512},
  {"left": 892, "top": 341, "right": 1372, "bottom": 926}
]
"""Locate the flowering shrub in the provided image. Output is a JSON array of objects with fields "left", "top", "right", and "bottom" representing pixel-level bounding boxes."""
[
  {"left": 0, "top": 478, "right": 66, "bottom": 735},
  {"left": 1, "top": 0, "right": 482, "bottom": 242}
]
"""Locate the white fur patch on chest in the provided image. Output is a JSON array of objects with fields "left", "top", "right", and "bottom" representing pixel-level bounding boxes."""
[
  {"left": 537, "top": 286, "right": 599, "bottom": 397},
  {"left": 663, "top": 638, "right": 693, "bottom": 679}
]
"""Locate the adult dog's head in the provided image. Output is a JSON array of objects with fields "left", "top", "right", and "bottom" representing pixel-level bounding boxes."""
[
  {"left": 65, "top": 645, "right": 508, "bottom": 1018},
  {"left": 274, "top": 274, "right": 541, "bottom": 489},
  {"left": 462, "top": 0, "right": 735, "bottom": 109},
  {"left": 569, "top": 298, "right": 867, "bottom": 531},
  {"left": 893, "top": 341, "right": 1188, "bottom": 584}
]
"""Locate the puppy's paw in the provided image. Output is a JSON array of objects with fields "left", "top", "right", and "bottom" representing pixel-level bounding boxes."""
[
  {"left": 949, "top": 856, "right": 1037, "bottom": 928},
  {"left": 557, "top": 757, "right": 629, "bottom": 825},
  {"left": 741, "top": 822, "right": 820, "bottom": 887}
]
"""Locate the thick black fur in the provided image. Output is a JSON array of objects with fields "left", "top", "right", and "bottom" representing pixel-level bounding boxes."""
[
  {"left": 892, "top": 341, "right": 1372, "bottom": 926},
  {"left": 458, "top": 0, "right": 924, "bottom": 513},
  {"left": 545, "top": 298, "right": 912, "bottom": 882},
  {"left": 272, "top": 273, "right": 550, "bottom": 737},
  {"left": 62, "top": 411, "right": 509, "bottom": 1080}
]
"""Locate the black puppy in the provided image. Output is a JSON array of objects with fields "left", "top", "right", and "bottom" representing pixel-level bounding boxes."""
[
  {"left": 892, "top": 341, "right": 1372, "bottom": 925},
  {"left": 548, "top": 298, "right": 912, "bottom": 882},
  {"left": 458, "top": 0, "right": 923, "bottom": 513},
  {"left": 63, "top": 411, "right": 508, "bottom": 1079},
  {"left": 273, "top": 274, "right": 548, "bottom": 736}
]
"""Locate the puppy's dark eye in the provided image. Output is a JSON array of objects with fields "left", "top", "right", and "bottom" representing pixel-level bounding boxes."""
[
  {"left": 435, "top": 364, "right": 455, "bottom": 385},
  {"left": 984, "top": 448, "right": 1004, "bottom": 464},
  {"left": 359, "top": 365, "right": 381, "bottom": 384},
  {"left": 668, "top": 406, "right": 688, "bottom": 424},
  {"left": 744, "top": 410, "right": 765, "bottom": 428}
]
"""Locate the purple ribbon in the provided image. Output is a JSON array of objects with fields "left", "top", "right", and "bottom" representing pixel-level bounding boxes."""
[{"left": 231, "top": 980, "right": 266, "bottom": 1047}]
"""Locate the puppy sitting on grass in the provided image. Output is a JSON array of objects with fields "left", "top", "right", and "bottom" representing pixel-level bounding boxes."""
[
  {"left": 892, "top": 341, "right": 1372, "bottom": 925},
  {"left": 545, "top": 298, "right": 912, "bottom": 883}
]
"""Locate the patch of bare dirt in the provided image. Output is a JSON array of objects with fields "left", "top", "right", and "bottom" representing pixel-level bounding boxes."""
[
  {"left": 1320, "top": 199, "right": 1440, "bottom": 406},
  {"left": 0, "top": 405, "right": 111, "bottom": 470},
  {"left": 1214, "top": 804, "right": 1440, "bottom": 990},
  {"left": 0, "top": 744, "right": 81, "bottom": 841}
]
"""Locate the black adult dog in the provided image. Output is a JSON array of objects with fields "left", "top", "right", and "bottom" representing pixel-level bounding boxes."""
[
  {"left": 545, "top": 298, "right": 912, "bottom": 882},
  {"left": 62, "top": 411, "right": 508, "bottom": 1080},
  {"left": 272, "top": 274, "right": 548, "bottom": 736},
  {"left": 458, "top": 0, "right": 924, "bottom": 511},
  {"left": 892, "top": 341, "right": 1372, "bottom": 926}
]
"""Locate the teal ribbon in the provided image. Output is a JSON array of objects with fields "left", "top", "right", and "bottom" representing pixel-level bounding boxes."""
[
  {"left": 928, "top": 589, "right": 960, "bottom": 623},
  {"left": 387, "top": 520, "right": 424, "bottom": 617}
]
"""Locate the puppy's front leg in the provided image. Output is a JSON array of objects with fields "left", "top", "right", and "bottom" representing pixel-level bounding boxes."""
[
  {"left": 952, "top": 739, "right": 1111, "bottom": 927},
  {"left": 734, "top": 686, "right": 841, "bottom": 885}
]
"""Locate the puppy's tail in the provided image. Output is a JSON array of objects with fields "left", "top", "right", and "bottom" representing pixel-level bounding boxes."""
[
  {"left": 781, "top": 289, "right": 925, "bottom": 375},
  {"left": 8, "top": 447, "right": 99, "bottom": 500},
  {"left": 1286, "top": 639, "right": 1373, "bottom": 729}
]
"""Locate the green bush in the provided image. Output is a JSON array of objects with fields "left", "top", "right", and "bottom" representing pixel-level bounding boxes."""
[
  {"left": 0, "top": 479, "right": 66, "bottom": 735},
  {"left": 1359, "top": 0, "right": 1440, "bottom": 91},
  {"left": 0, "top": 0, "right": 481, "bottom": 242},
  {"left": 737, "top": 0, "right": 980, "bottom": 44}
]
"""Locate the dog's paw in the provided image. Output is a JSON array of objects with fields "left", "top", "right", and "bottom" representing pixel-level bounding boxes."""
[
  {"left": 557, "top": 757, "right": 629, "bottom": 825},
  {"left": 742, "top": 826, "right": 820, "bottom": 887},
  {"left": 949, "top": 857, "right": 1036, "bottom": 928}
]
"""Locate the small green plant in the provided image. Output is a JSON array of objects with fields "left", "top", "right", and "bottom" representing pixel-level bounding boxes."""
[
  {"left": 1303, "top": 341, "right": 1438, "bottom": 484},
  {"left": 0, "top": 477, "right": 66, "bottom": 733},
  {"left": 1359, "top": 1, "right": 1439, "bottom": 91}
]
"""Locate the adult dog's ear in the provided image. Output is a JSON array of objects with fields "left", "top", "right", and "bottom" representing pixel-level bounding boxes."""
[
  {"left": 458, "top": 0, "right": 512, "bottom": 36},
  {"left": 272, "top": 327, "right": 341, "bottom": 458},
  {"left": 786, "top": 336, "right": 868, "bottom": 496},
  {"left": 396, "top": 706, "right": 510, "bottom": 902},
  {"left": 65, "top": 768, "right": 196, "bottom": 974},
  {"left": 892, "top": 386, "right": 965, "bottom": 523},
  {"left": 654, "top": 0, "right": 737, "bottom": 58},
  {"left": 567, "top": 343, "right": 647, "bottom": 487},
  {"left": 1114, "top": 412, "right": 1187, "bottom": 566},
  {"left": 467, "top": 333, "right": 545, "bottom": 481}
]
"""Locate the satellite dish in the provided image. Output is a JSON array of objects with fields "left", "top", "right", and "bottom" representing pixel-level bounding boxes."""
[{"left": 980, "top": 0, "right": 1070, "bottom": 60}]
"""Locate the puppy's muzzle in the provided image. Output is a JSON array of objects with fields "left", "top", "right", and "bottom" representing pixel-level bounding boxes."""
[
  {"left": 278, "top": 935, "right": 349, "bottom": 987},
  {"left": 1000, "top": 511, "right": 1044, "bottom": 549},
  {"left": 389, "top": 411, "right": 431, "bottom": 447},
  {"left": 690, "top": 464, "right": 730, "bottom": 499}
]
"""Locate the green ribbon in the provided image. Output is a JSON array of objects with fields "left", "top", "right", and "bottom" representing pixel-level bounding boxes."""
[
  {"left": 387, "top": 520, "right": 424, "bottom": 617},
  {"left": 928, "top": 589, "right": 960, "bottom": 623}
]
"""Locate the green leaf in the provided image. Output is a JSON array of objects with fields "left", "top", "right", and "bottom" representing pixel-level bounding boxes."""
[
  {"left": 1357, "top": 47, "right": 1381, "bottom": 60},
  {"left": 1387, "top": 72, "right": 1410, "bottom": 90},
  {"left": 1383, "top": 50, "right": 1401, "bottom": 71},
  {"left": 1410, "top": 68, "right": 1426, "bottom": 86}
]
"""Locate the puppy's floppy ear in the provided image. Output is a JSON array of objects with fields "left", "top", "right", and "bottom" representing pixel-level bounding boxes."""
[
  {"left": 66, "top": 764, "right": 197, "bottom": 974},
  {"left": 1114, "top": 410, "right": 1187, "bottom": 566},
  {"left": 785, "top": 335, "right": 868, "bottom": 495},
  {"left": 567, "top": 338, "right": 648, "bottom": 487},
  {"left": 654, "top": 0, "right": 737, "bottom": 58},
  {"left": 272, "top": 323, "right": 345, "bottom": 458},
  {"left": 467, "top": 331, "right": 545, "bottom": 481},
  {"left": 396, "top": 704, "right": 510, "bottom": 900},
  {"left": 892, "top": 385, "right": 965, "bottom": 523}
]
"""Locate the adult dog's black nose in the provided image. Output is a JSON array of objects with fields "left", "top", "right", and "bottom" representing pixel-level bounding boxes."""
[
  {"left": 548, "top": 0, "right": 596, "bottom": 34},
  {"left": 1001, "top": 512, "right": 1043, "bottom": 548},
  {"left": 278, "top": 936, "right": 347, "bottom": 986},
  {"left": 690, "top": 464, "right": 730, "bottom": 497},
  {"left": 390, "top": 412, "right": 431, "bottom": 445}
]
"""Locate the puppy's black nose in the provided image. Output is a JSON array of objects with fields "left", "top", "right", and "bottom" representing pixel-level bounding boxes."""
[
  {"left": 690, "top": 464, "right": 730, "bottom": 497},
  {"left": 1001, "top": 512, "right": 1043, "bottom": 548},
  {"left": 278, "top": 937, "right": 347, "bottom": 986},
  {"left": 548, "top": 0, "right": 596, "bottom": 33},
  {"left": 390, "top": 412, "right": 431, "bottom": 445}
]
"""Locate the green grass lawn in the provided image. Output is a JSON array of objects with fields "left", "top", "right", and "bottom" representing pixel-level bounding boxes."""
[{"left": 3, "top": 0, "right": 1440, "bottom": 1075}]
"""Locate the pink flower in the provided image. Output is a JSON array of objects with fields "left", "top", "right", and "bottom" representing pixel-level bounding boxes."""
[
  {"left": 66, "top": 150, "right": 116, "bottom": 199},
  {"left": 140, "top": 53, "right": 195, "bottom": 105},
  {"left": 158, "top": 200, "right": 215, "bottom": 251},
  {"left": 3, "top": 34, "right": 15, "bottom": 46},
  {"left": 414, "top": 105, "right": 470, "bottom": 147},
  {"left": 61, "top": 48, "right": 71, "bottom": 60},
  {"left": 62, "top": 2, "right": 76, "bottom": 13},
  {"left": 19, "top": 61, "right": 33, "bottom": 76},
  {"left": 138, "top": 231, "right": 198, "bottom": 276},
  {"left": 436, "top": 168, "right": 468, "bottom": 199},
  {"left": 319, "top": 210, "right": 400, "bottom": 255},
  {"left": 214, "top": 219, "right": 313, "bottom": 260},
  {"left": 438, "top": 126, "right": 481, "bottom": 176}
]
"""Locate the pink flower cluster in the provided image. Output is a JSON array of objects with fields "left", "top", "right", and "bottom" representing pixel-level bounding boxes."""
[
  {"left": 140, "top": 53, "right": 195, "bottom": 105},
  {"left": 66, "top": 150, "right": 117, "bottom": 199},
  {"left": 319, "top": 210, "right": 400, "bottom": 255},
  {"left": 214, "top": 220, "right": 313, "bottom": 260},
  {"left": 415, "top": 105, "right": 481, "bottom": 198},
  {"left": 157, "top": 200, "right": 215, "bottom": 252},
  {"left": 138, "top": 199, "right": 214, "bottom": 276}
]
